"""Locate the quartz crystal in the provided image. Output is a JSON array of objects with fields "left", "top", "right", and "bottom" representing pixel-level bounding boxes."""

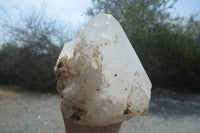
[{"left": 55, "top": 13, "right": 152, "bottom": 127}]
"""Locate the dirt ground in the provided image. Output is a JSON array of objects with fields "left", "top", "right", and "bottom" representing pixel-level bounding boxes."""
[{"left": 0, "top": 86, "right": 200, "bottom": 133}]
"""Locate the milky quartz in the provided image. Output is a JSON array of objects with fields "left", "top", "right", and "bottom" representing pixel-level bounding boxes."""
[{"left": 55, "top": 13, "right": 152, "bottom": 127}]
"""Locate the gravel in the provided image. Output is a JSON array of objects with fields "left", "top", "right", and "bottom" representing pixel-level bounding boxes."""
[{"left": 0, "top": 88, "right": 200, "bottom": 133}]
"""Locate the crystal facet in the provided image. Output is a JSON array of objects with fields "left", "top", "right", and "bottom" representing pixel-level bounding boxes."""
[{"left": 55, "top": 13, "right": 152, "bottom": 127}]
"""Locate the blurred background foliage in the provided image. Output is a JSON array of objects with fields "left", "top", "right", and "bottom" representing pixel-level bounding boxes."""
[
  {"left": 0, "top": 0, "right": 200, "bottom": 92},
  {"left": 0, "top": 8, "right": 70, "bottom": 92}
]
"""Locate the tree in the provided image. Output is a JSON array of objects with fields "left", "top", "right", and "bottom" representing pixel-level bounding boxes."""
[
  {"left": 0, "top": 8, "right": 71, "bottom": 91},
  {"left": 87, "top": 0, "right": 177, "bottom": 34},
  {"left": 86, "top": 0, "right": 200, "bottom": 91}
]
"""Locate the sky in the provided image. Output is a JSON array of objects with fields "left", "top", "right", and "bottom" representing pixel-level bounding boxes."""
[
  {"left": 0, "top": 0, "right": 92, "bottom": 29},
  {"left": 170, "top": 0, "right": 200, "bottom": 19},
  {"left": 0, "top": 0, "right": 200, "bottom": 38}
]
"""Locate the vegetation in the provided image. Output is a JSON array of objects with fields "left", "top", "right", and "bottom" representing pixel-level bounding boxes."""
[
  {"left": 0, "top": 0, "right": 199, "bottom": 92},
  {"left": 87, "top": 0, "right": 200, "bottom": 91},
  {"left": 0, "top": 9, "right": 70, "bottom": 92}
]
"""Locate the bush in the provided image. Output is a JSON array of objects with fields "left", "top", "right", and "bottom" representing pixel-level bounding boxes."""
[
  {"left": 0, "top": 9, "right": 69, "bottom": 92},
  {"left": 87, "top": 0, "right": 200, "bottom": 91}
]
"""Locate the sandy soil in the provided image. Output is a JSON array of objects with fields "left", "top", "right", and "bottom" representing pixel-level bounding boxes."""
[{"left": 0, "top": 86, "right": 200, "bottom": 133}]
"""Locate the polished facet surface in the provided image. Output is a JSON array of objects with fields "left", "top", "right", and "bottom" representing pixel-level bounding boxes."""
[{"left": 55, "top": 13, "right": 152, "bottom": 127}]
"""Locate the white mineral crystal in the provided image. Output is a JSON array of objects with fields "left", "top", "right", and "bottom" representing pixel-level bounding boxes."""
[{"left": 55, "top": 13, "right": 152, "bottom": 127}]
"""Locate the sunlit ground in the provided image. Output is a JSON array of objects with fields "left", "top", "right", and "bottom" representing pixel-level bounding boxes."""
[{"left": 0, "top": 86, "right": 199, "bottom": 133}]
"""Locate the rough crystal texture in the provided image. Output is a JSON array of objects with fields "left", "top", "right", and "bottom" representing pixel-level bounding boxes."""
[{"left": 55, "top": 13, "right": 152, "bottom": 127}]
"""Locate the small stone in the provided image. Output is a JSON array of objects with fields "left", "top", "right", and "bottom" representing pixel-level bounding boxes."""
[{"left": 55, "top": 13, "right": 151, "bottom": 127}]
